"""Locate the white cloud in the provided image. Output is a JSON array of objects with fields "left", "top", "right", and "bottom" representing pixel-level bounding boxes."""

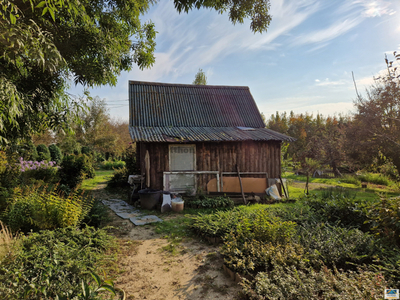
[
  {"left": 359, "top": 0, "right": 396, "bottom": 17},
  {"left": 293, "top": 17, "right": 363, "bottom": 46},
  {"left": 316, "top": 79, "right": 347, "bottom": 86}
]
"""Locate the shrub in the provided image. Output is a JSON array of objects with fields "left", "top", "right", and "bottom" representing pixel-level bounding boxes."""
[
  {"left": 2, "top": 184, "right": 94, "bottom": 233},
  {"left": 357, "top": 173, "right": 391, "bottom": 186},
  {"left": 59, "top": 154, "right": 95, "bottom": 189},
  {"left": 190, "top": 208, "right": 253, "bottom": 238},
  {"left": 81, "top": 200, "right": 111, "bottom": 228},
  {"left": 81, "top": 146, "right": 91, "bottom": 156},
  {"left": 0, "top": 152, "right": 21, "bottom": 190},
  {"left": 0, "top": 226, "right": 114, "bottom": 300},
  {"left": 297, "top": 223, "right": 380, "bottom": 270},
  {"left": 242, "top": 265, "right": 389, "bottom": 300},
  {"left": 301, "top": 194, "right": 370, "bottom": 230},
  {"left": 20, "top": 141, "right": 38, "bottom": 161},
  {"left": 107, "top": 167, "right": 129, "bottom": 188},
  {"left": 36, "top": 144, "right": 51, "bottom": 161},
  {"left": 338, "top": 174, "right": 361, "bottom": 185},
  {"left": 100, "top": 159, "right": 126, "bottom": 170},
  {"left": 220, "top": 211, "right": 301, "bottom": 275},
  {"left": 18, "top": 158, "right": 59, "bottom": 184},
  {"left": 186, "top": 195, "right": 234, "bottom": 209},
  {"left": 48, "top": 144, "right": 63, "bottom": 164},
  {"left": 222, "top": 234, "right": 305, "bottom": 275},
  {"left": 366, "top": 196, "right": 400, "bottom": 245},
  {"left": 124, "top": 144, "right": 139, "bottom": 175},
  {"left": 0, "top": 221, "right": 19, "bottom": 261}
]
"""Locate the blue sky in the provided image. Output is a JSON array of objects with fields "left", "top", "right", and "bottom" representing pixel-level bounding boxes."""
[{"left": 69, "top": 0, "right": 400, "bottom": 122}]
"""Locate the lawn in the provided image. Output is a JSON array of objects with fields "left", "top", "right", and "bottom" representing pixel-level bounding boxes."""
[
  {"left": 283, "top": 171, "right": 400, "bottom": 200},
  {"left": 81, "top": 169, "right": 114, "bottom": 190}
]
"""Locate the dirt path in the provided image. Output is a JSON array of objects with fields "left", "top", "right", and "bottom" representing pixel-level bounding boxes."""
[{"left": 91, "top": 187, "right": 242, "bottom": 300}]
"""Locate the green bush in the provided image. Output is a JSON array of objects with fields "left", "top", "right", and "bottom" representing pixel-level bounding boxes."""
[
  {"left": 124, "top": 144, "right": 139, "bottom": 175},
  {"left": 48, "top": 144, "right": 63, "bottom": 164},
  {"left": 186, "top": 195, "right": 234, "bottom": 209},
  {"left": 81, "top": 146, "right": 91, "bottom": 156},
  {"left": 107, "top": 167, "right": 129, "bottom": 188},
  {"left": 59, "top": 154, "right": 95, "bottom": 189},
  {"left": 242, "top": 265, "right": 389, "bottom": 300},
  {"left": 100, "top": 159, "right": 126, "bottom": 170},
  {"left": 21, "top": 141, "right": 38, "bottom": 161},
  {"left": 297, "top": 223, "right": 380, "bottom": 270},
  {"left": 220, "top": 210, "right": 301, "bottom": 275},
  {"left": 0, "top": 226, "right": 114, "bottom": 300},
  {"left": 82, "top": 200, "right": 111, "bottom": 228},
  {"left": 190, "top": 208, "right": 253, "bottom": 238},
  {"left": 36, "top": 144, "right": 51, "bottom": 161},
  {"left": 2, "top": 184, "right": 94, "bottom": 233},
  {"left": 366, "top": 196, "right": 400, "bottom": 245},
  {"left": 357, "top": 173, "right": 392, "bottom": 186},
  {"left": 340, "top": 174, "right": 361, "bottom": 185},
  {"left": 301, "top": 195, "right": 370, "bottom": 230}
]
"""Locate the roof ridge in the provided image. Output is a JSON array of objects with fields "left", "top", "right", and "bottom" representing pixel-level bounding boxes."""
[{"left": 129, "top": 80, "right": 249, "bottom": 89}]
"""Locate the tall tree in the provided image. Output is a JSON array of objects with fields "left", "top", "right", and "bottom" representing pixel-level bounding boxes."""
[
  {"left": 351, "top": 54, "right": 400, "bottom": 173},
  {"left": 1, "top": 0, "right": 271, "bottom": 144},
  {"left": 193, "top": 68, "right": 207, "bottom": 85}
]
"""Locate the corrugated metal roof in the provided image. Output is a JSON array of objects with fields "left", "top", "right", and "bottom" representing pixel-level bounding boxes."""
[
  {"left": 129, "top": 81, "right": 295, "bottom": 142},
  {"left": 129, "top": 81, "right": 265, "bottom": 128},
  {"left": 129, "top": 126, "right": 296, "bottom": 142}
]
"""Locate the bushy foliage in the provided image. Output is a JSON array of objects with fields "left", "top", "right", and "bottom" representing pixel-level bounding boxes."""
[
  {"left": 107, "top": 167, "right": 129, "bottom": 188},
  {"left": 0, "top": 152, "right": 20, "bottom": 190},
  {"left": 357, "top": 173, "right": 392, "bottom": 186},
  {"left": 297, "top": 223, "right": 380, "bottom": 270},
  {"left": 59, "top": 155, "right": 95, "bottom": 189},
  {"left": 0, "top": 226, "right": 113, "bottom": 300},
  {"left": 242, "top": 265, "right": 389, "bottom": 300},
  {"left": 36, "top": 144, "right": 51, "bottom": 161},
  {"left": 48, "top": 144, "right": 63, "bottom": 164},
  {"left": 124, "top": 145, "right": 139, "bottom": 175},
  {"left": 81, "top": 200, "right": 111, "bottom": 228},
  {"left": 300, "top": 194, "right": 370, "bottom": 230},
  {"left": 186, "top": 195, "right": 234, "bottom": 209},
  {"left": 18, "top": 158, "right": 59, "bottom": 184},
  {"left": 366, "top": 196, "right": 400, "bottom": 245},
  {"left": 81, "top": 146, "right": 91, "bottom": 156},
  {"left": 20, "top": 141, "right": 38, "bottom": 161},
  {"left": 339, "top": 174, "right": 361, "bottom": 185},
  {"left": 2, "top": 184, "right": 94, "bottom": 233},
  {"left": 220, "top": 210, "right": 301, "bottom": 275},
  {"left": 100, "top": 159, "right": 126, "bottom": 170},
  {"left": 190, "top": 208, "right": 253, "bottom": 238}
]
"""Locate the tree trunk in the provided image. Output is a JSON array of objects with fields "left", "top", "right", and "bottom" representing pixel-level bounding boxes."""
[{"left": 332, "top": 161, "right": 342, "bottom": 178}]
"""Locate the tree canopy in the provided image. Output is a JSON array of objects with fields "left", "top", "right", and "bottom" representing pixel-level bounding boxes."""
[
  {"left": 0, "top": 0, "right": 272, "bottom": 145},
  {"left": 193, "top": 68, "right": 207, "bottom": 85}
]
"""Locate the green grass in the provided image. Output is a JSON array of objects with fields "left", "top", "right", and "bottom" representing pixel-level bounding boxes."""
[
  {"left": 282, "top": 171, "right": 399, "bottom": 201},
  {"left": 81, "top": 169, "right": 114, "bottom": 190}
]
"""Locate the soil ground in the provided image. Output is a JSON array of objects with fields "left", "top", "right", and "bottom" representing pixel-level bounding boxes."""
[{"left": 91, "top": 187, "right": 242, "bottom": 300}]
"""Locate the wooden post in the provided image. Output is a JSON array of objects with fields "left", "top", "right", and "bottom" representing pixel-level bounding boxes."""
[
  {"left": 279, "top": 175, "right": 288, "bottom": 199},
  {"left": 236, "top": 164, "right": 246, "bottom": 205}
]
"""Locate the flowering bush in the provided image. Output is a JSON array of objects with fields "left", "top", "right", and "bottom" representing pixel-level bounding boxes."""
[
  {"left": 18, "top": 158, "right": 57, "bottom": 172},
  {"left": 18, "top": 158, "right": 59, "bottom": 184}
]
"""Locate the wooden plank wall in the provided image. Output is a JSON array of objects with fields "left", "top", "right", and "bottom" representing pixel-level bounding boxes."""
[{"left": 138, "top": 141, "right": 281, "bottom": 191}]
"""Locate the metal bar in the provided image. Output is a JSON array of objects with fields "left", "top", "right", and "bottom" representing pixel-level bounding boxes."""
[
  {"left": 216, "top": 173, "right": 220, "bottom": 192},
  {"left": 221, "top": 172, "right": 268, "bottom": 175},
  {"left": 163, "top": 171, "right": 219, "bottom": 175}
]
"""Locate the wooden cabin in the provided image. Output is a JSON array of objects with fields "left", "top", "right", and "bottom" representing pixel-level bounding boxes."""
[{"left": 129, "top": 81, "right": 294, "bottom": 196}]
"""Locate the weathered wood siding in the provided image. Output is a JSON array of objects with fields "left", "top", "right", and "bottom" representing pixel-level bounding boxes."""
[{"left": 138, "top": 141, "right": 281, "bottom": 191}]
